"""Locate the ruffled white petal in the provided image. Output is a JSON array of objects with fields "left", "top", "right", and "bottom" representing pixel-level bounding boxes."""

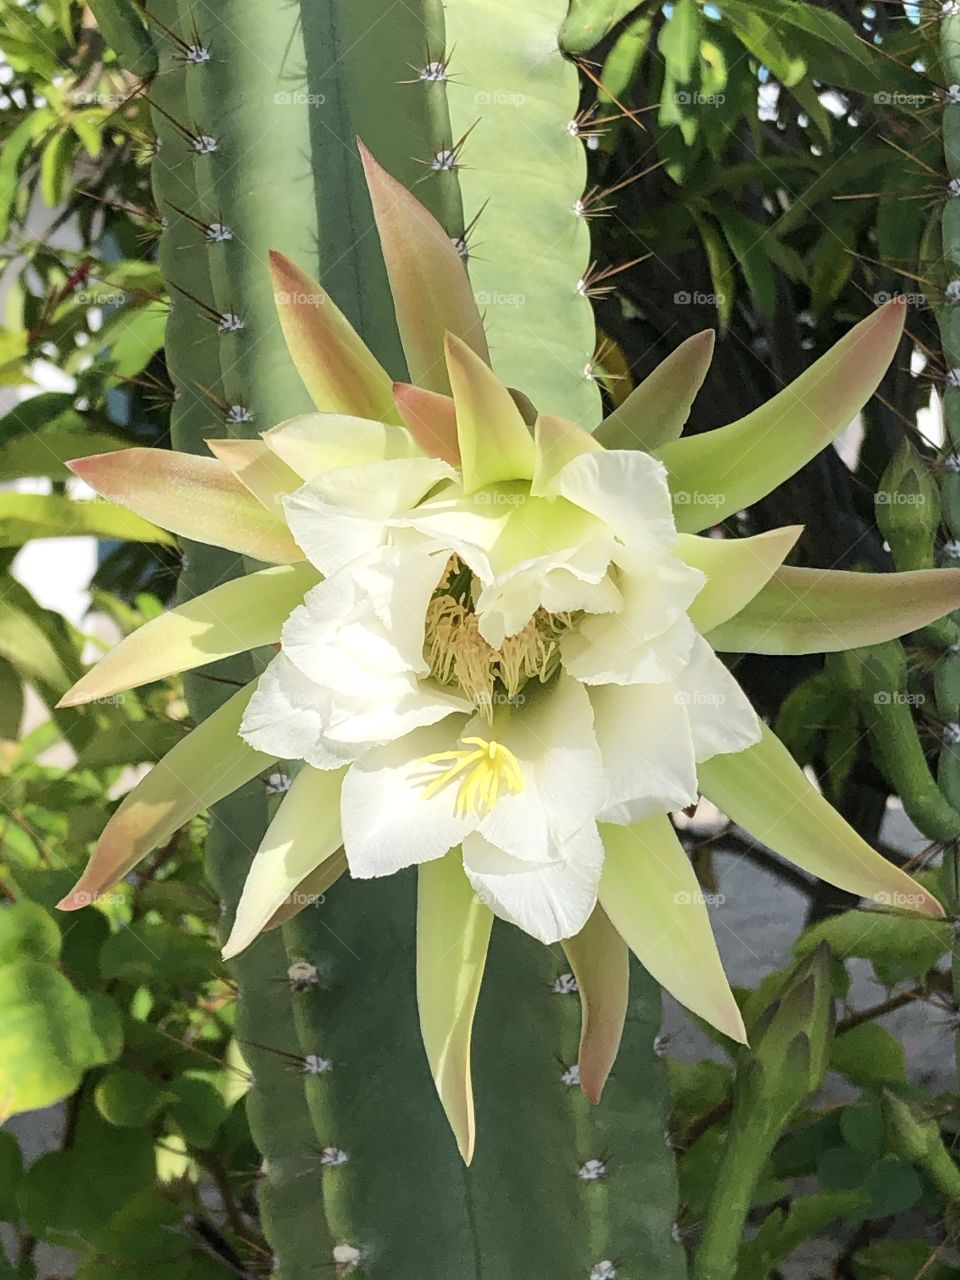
[
  {"left": 323, "top": 682, "right": 472, "bottom": 745},
  {"left": 554, "top": 450, "right": 676, "bottom": 551},
  {"left": 284, "top": 456, "right": 455, "bottom": 575},
  {"left": 239, "top": 655, "right": 362, "bottom": 769},
  {"left": 590, "top": 681, "right": 698, "bottom": 824},
  {"left": 462, "top": 825, "right": 603, "bottom": 944},
  {"left": 673, "top": 636, "right": 761, "bottom": 762},
  {"left": 282, "top": 546, "right": 447, "bottom": 689}
]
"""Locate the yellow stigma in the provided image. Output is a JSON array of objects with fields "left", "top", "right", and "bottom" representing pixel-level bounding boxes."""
[{"left": 417, "top": 736, "right": 525, "bottom": 818}]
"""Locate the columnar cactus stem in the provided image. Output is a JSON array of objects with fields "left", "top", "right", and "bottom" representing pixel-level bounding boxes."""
[
  {"left": 101, "top": 0, "right": 685, "bottom": 1272},
  {"left": 443, "top": 0, "right": 601, "bottom": 424},
  {"left": 149, "top": 7, "right": 330, "bottom": 1274}
]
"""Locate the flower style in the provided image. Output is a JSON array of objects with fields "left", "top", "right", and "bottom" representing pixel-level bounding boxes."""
[{"left": 58, "top": 143, "right": 956, "bottom": 1162}]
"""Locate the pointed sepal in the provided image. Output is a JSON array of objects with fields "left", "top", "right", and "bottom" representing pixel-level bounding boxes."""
[
  {"left": 205, "top": 438, "right": 302, "bottom": 515},
  {"left": 57, "top": 683, "right": 272, "bottom": 910},
  {"left": 679, "top": 526, "right": 803, "bottom": 634},
  {"left": 417, "top": 851, "right": 493, "bottom": 1164},
  {"left": 445, "top": 333, "right": 535, "bottom": 494},
  {"left": 698, "top": 725, "right": 945, "bottom": 915},
  {"left": 58, "top": 564, "right": 317, "bottom": 708},
  {"left": 531, "top": 412, "right": 602, "bottom": 497},
  {"left": 269, "top": 250, "right": 397, "bottom": 420},
  {"left": 69, "top": 449, "right": 303, "bottom": 564},
  {"left": 595, "top": 330, "right": 715, "bottom": 451},
  {"left": 599, "top": 816, "right": 747, "bottom": 1044},
  {"left": 359, "top": 140, "right": 490, "bottom": 393},
  {"left": 223, "top": 766, "right": 346, "bottom": 960},
  {"left": 560, "top": 903, "right": 629, "bottom": 1104},
  {"left": 393, "top": 382, "right": 461, "bottom": 465},
  {"left": 707, "top": 566, "right": 960, "bottom": 654},
  {"left": 659, "top": 301, "right": 907, "bottom": 532}
]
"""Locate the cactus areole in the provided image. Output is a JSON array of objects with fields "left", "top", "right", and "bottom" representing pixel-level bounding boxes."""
[{"left": 58, "top": 145, "right": 954, "bottom": 1163}]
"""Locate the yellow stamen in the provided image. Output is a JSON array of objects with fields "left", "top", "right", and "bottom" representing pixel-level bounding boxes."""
[{"left": 416, "top": 736, "right": 525, "bottom": 818}]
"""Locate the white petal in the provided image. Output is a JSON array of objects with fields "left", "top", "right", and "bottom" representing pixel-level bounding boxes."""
[
  {"left": 262, "top": 413, "right": 416, "bottom": 480},
  {"left": 563, "top": 610, "right": 697, "bottom": 686},
  {"left": 283, "top": 546, "right": 446, "bottom": 690},
  {"left": 478, "top": 675, "right": 603, "bottom": 861},
  {"left": 561, "top": 551, "right": 702, "bottom": 685},
  {"left": 673, "top": 636, "right": 761, "bottom": 762},
  {"left": 340, "top": 720, "right": 474, "bottom": 877},
  {"left": 555, "top": 450, "right": 677, "bottom": 550},
  {"left": 475, "top": 523, "right": 619, "bottom": 647},
  {"left": 462, "top": 825, "right": 603, "bottom": 944},
  {"left": 239, "top": 655, "right": 362, "bottom": 769},
  {"left": 284, "top": 456, "right": 455, "bottom": 574},
  {"left": 323, "top": 682, "right": 472, "bottom": 745},
  {"left": 590, "top": 681, "right": 698, "bottom": 824}
]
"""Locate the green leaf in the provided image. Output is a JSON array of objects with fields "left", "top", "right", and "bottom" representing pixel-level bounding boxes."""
[
  {"left": 832, "top": 1024, "right": 908, "bottom": 1089},
  {"left": 0, "top": 427, "right": 127, "bottom": 482},
  {"left": 39, "top": 128, "right": 72, "bottom": 208},
  {"left": 0, "top": 901, "right": 61, "bottom": 966},
  {"left": 694, "top": 215, "right": 735, "bottom": 331},
  {"left": 0, "top": 598, "right": 70, "bottom": 691},
  {"left": 715, "top": 209, "right": 777, "bottom": 316},
  {"left": 658, "top": 0, "right": 701, "bottom": 84},
  {"left": 722, "top": 4, "right": 806, "bottom": 86},
  {"left": 0, "top": 113, "right": 50, "bottom": 239},
  {"left": 738, "top": 1190, "right": 870, "bottom": 1277},
  {"left": 0, "top": 659, "right": 24, "bottom": 739},
  {"left": 560, "top": 0, "right": 644, "bottom": 54},
  {"left": 95, "top": 1067, "right": 166, "bottom": 1128},
  {"left": 17, "top": 1103, "right": 156, "bottom": 1245},
  {"left": 0, "top": 492, "right": 175, "bottom": 547},
  {"left": 0, "top": 961, "right": 105, "bottom": 1116},
  {"left": 99, "top": 922, "right": 222, "bottom": 990},
  {"left": 165, "top": 1074, "right": 228, "bottom": 1148},
  {"left": 795, "top": 910, "right": 950, "bottom": 984}
]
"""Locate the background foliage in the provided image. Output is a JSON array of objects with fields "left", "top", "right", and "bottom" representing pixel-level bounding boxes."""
[{"left": 1, "top": 0, "right": 960, "bottom": 1276}]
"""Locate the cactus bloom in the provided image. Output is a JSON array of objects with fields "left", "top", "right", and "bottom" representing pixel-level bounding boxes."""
[
  {"left": 58, "top": 145, "right": 955, "bottom": 1161},
  {"left": 234, "top": 370, "right": 761, "bottom": 954}
]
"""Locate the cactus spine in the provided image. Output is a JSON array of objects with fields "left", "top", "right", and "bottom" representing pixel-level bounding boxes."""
[{"left": 106, "top": 0, "right": 684, "bottom": 1272}]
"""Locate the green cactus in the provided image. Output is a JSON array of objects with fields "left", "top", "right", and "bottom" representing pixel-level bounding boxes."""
[
  {"left": 149, "top": 7, "right": 331, "bottom": 1272},
  {"left": 113, "top": 0, "right": 685, "bottom": 1273}
]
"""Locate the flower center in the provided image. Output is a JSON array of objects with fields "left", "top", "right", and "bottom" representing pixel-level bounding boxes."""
[
  {"left": 416, "top": 736, "right": 525, "bottom": 818},
  {"left": 424, "top": 556, "right": 570, "bottom": 717}
]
